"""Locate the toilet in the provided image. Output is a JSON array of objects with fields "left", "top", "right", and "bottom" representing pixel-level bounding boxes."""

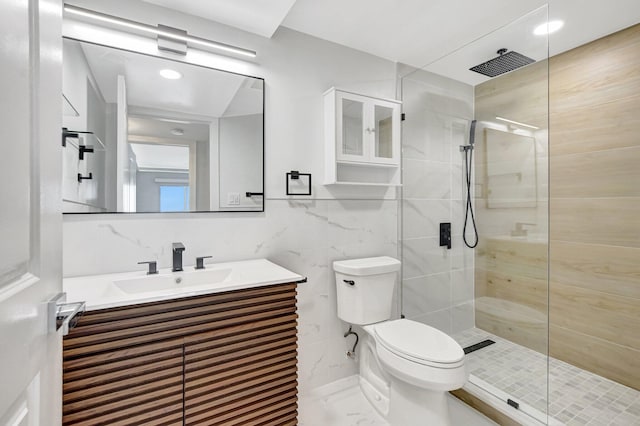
[{"left": 333, "top": 256, "right": 467, "bottom": 426}]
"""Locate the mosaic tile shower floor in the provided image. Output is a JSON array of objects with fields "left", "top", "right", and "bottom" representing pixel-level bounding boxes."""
[{"left": 453, "top": 328, "right": 640, "bottom": 426}]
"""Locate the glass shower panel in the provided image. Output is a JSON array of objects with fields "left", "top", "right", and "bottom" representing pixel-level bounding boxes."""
[{"left": 401, "top": 5, "right": 549, "bottom": 424}]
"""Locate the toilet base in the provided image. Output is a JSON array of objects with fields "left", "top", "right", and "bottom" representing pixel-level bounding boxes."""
[
  {"left": 387, "top": 377, "right": 452, "bottom": 426},
  {"left": 357, "top": 324, "right": 461, "bottom": 425}
]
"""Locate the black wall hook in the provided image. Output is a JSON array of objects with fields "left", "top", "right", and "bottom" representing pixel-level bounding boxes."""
[
  {"left": 77, "top": 173, "right": 93, "bottom": 183},
  {"left": 79, "top": 145, "right": 94, "bottom": 160}
]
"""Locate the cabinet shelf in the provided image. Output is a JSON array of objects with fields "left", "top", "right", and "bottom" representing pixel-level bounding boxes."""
[
  {"left": 336, "top": 160, "right": 399, "bottom": 169},
  {"left": 325, "top": 181, "right": 402, "bottom": 187}
]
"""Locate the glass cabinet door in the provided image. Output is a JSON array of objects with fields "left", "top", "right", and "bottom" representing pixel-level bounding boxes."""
[
  {"left": 335, "top": 90, "right": 400, "bottom": 165},
  {"left": 374, "top": 104, "right": 394, "bottom": 160},
  {"left": 341, "top": 98, "right": 364, "bottom": 158}
]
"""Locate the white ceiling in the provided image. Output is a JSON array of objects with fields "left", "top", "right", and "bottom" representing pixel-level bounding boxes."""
[
  {"left": 129, "top": 143, "right": 190, "bottom": 171},
  {"left": 133, "top": 0, "right": 640, "bottom": 85},
  {"left": 128, "top": 116, "right": 210, "bottom": 141},
  {"left": 283, "top": 0, "right": 640, "bottom": 74},
  {"left": 421, "top": 7, "right": 549, "bottom": 86},
  {"left": 139, "top": 0, "right": 298, "bottom": 38}
]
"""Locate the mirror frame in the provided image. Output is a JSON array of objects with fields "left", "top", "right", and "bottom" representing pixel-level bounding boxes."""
[{"left": 62, "top": 36, "right": 265, "bottom": 215}]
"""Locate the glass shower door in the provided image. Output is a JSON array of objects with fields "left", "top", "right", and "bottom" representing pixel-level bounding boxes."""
[{"left": 400, "top": 5, "right": 549, "bottom": 424}]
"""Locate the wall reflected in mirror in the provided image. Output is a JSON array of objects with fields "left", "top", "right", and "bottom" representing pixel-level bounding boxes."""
[
  {"left": 62, "top": 38, "right": 264, "bottom": 213},
  {"left": 484, "top": 128, "right": 537, "bottom": 208}
]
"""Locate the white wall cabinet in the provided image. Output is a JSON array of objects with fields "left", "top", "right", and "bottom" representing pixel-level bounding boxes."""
[{"left": 324, "top": 88, "right": 401, "bottom": 186}]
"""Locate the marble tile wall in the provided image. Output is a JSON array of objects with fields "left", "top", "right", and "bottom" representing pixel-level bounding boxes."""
[
  {"left": 64, "top": 199, "right": 398, "bottom": 395},
  {"left": 399, "top": 67, "right": 475, "bottom": 334}
]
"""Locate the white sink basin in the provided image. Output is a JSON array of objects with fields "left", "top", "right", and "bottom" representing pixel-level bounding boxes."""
[
  {"left": 113, "top": 268, "right": 233, "bottom": 294},
  {"left": 63, "top": 259, "right": 304, "bottom": 311}
]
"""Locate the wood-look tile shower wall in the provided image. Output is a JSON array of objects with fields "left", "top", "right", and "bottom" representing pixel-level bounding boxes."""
[{"left": 474, "top": 23, "right": 640, "bottom": 390}]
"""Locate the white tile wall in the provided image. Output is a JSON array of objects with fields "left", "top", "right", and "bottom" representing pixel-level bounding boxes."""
[
  {"left": 65, "top": 198, "right": 398, "bottom": 395},
  {"left": 400, "top": 66, "right": 475, "bottom": 334}
]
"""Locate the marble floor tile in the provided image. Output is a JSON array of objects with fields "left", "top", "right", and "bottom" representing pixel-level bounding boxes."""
[{"left": 453, "top": 328, "right": 640, "bottom": 426}]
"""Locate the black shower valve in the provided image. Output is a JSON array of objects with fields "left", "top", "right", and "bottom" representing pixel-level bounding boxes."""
[{"left": 440, "top": 222, "right": 452, "bottom": 250}]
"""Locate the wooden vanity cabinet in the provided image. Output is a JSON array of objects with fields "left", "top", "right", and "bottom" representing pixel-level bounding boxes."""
[{"left": 62, "top": 283, "right": 299, "bottom": 426}]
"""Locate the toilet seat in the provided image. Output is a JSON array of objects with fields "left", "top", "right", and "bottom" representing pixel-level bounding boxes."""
[{"left": 373, "top": 319, "right": 464, "bottom": 369}]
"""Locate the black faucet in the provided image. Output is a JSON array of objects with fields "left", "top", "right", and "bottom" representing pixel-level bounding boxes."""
[{"left": 172, "top": 242, "right": 186, "bottom": 272}]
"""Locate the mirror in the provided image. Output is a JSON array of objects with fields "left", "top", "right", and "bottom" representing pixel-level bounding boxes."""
[
  {"left": 341, "top": 98, "right": 364, "bottom": 157},
  {"left": 62, "top": 38, "right": 264, "bottom": 213},
  {"left": 484, "top": 128, "right": 537, "bottom": 208}
]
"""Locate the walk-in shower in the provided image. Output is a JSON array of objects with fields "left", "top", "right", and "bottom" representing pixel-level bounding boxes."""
[{"left": 401, "top": 5, "right": 639, "bottom": 425}]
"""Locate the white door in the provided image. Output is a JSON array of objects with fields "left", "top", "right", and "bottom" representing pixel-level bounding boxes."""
[{"left": 0, "top": 0, "right": 63, "bottom": 424}]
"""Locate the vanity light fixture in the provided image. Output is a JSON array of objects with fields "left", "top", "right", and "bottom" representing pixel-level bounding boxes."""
[
  {"left": 495, "top": 116, "right": 540, "bottom": 130},
  {"left": 63, "top": 4, "right": 257, "bottom": 58},
  {"left": 159, "top": 69, "right": 182, "bottom": 80},
  {"left": 533, "top": 20, "right": 564, "bottom": 36}
]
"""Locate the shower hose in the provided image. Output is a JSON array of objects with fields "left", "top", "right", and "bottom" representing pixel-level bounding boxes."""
[{"left": 463, "top": 120, "right": 479, "bottom": 249}]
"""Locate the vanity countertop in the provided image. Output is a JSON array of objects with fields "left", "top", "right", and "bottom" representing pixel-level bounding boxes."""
[{"left": 64, "top": 258, "right": 304, "bottom": 311}]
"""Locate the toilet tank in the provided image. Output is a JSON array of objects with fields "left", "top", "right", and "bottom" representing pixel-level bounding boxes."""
[{"left": 333, "top": 257, "right": 401, "bottom": 325}]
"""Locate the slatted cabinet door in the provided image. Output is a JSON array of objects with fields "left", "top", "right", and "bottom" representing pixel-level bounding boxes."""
[
  {"left": 183, "top": 313, "right": 299, "bottom": 425},
  {"left": 62, "top": 283, "right": 299, "bottom": 426},
  {"left": 63, "top": 333, "right": 184, "bottom": 425}
]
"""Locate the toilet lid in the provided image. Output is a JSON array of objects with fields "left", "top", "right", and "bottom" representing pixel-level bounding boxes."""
[{"left": 374, "top": 319, "right": 464, "bottom": 365}]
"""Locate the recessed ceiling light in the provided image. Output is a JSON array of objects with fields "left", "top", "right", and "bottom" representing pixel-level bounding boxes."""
[
  {"left": 533, "top": 20, "right": 564, "bottom": 36},
  {"left": 159, "top": 69, "right": 182, "bottom": 80},
  {"left": 171, "top": 128, "right": 185, "bottom": 136}
]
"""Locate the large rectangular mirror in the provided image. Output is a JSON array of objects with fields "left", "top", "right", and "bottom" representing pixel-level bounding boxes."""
[{"left": 62, "top": 38, "right": 264, "bottom": 213}]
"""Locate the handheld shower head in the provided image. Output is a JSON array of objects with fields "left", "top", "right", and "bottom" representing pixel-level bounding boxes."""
[
  {"left": 460, "top": 119, "right": 478, "bottom": 152},
  {"left": 469, "top": 119, "right": 477, "bottom": 145}
]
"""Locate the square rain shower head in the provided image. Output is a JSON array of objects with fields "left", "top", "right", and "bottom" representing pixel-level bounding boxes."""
[{"left": 469, "top": 50, "right": 536, "bottom": 78}]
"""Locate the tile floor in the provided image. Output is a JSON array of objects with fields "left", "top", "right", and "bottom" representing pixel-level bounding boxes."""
[
  {"left": 453, "top": 328, "right": 640, "bottom": 426},
  {"left": 298, "top": 375, "right": 497, "bottom": 426}
]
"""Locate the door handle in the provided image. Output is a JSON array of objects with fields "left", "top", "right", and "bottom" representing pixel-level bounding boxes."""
[{"left": 48, "top": 292, "right": 85, "bottom": 336}]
